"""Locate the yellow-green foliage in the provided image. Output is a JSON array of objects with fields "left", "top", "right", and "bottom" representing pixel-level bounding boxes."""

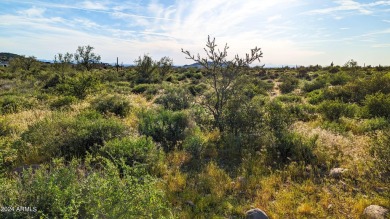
[{"left": 1, "top": 60, "right": 389, "bottom": 219}]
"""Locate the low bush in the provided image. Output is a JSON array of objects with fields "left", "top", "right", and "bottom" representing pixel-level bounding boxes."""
[
  {"left": 43, "top": 74, "right": 61, "bottom": 89},
  {"left": 264, "top": 131, "right": 318, "bottom": 166},
  {"left": 0, "top": 95, "right": 35, "bottom": 114},
  {"left": 0, "top": 118, "right": 13, "bottom": 136},
  {"left": 0, "top": 158, "right": 171, "bottom": 218},
  {"left": 287, "top": 104, "right": 316, "bottom": 121},
  {"left": 138, "top": 109, "right": 189, "bottom": 152},
  {"left": 50, "top": 96, "right": 77, "bottom": 110},
  {"left": 303, "top": 77, "right": 327, "bottom": 92},
  {"left": 100, "top": 136, "right": 157, "bottom": 167},
  {"left": 183, "top": 133, "right": 205, "bottom": 162},
  {"left": 154, "top": 86, "right": 192, "bottom": 111},
  {"left": 132, "top": 84, "right": 149, "bottom": 94},
  {"left": 132, "top": 84, "right": 159, "bottom": 100},
  {"left": 307, "top": 90, "right": 325, "bottom": 104},
  {"left": 279, "top": 76, "right": 299, "bottom": 93},
  {"left": 360, "top": 117, "right": 389, "bottom": 132},
  {"left": 276, "top": 94, "right": 302, "bottom": 103},
  {"left": 14, "top": 111, "right": 126, "bottom": 163},
  {"left": 328, "top": 66, "right": 340, "bottom": 73},
  {"left": 188, "top": 83, "right": 207, "bottom": 96},
  {"left": 92, "top": 94, "right": 132, "bottom": 117},
  {"left": 364, "top": 92, "right": 390, "bottom": 118},
  {"left": 329, "top": 72, "right": 351, "bottom": 86},
  {"left": 322, "top": 86, "right": 354, "bottom": 102},
  {"left": 55, "top": 73, "right": 99, "bottom": 99},
  {"left": 318, "top": 100, "right": 357, "bottom": 121}
]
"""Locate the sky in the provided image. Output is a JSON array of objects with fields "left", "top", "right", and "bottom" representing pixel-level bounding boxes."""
[{"left": 0, "top": 0, "right": 390, "bottom": 67}]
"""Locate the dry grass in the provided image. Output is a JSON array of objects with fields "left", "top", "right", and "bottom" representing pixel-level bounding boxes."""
[
  {"left": 292, "top": 121, "right": 370, "bottom": 167},
  {"left": 4, "top": 109, "right": 52, "bottom": 136}
]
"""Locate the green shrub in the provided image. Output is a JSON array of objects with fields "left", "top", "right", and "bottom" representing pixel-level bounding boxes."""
[
  {"left": 92, "top": 94, "right": 132, "bottom": 117},
  {"left": 287, "top": 104, "right": 316, "bottom": 121},
  {"left": 132, "top": 84, "right": 149, "bottom": 93},
  {"left": 188, "top": 83, "right": 207, "bottom": 96},
  {"left": 177, "top": 74, "right": 186, "bottom": 81},
  {"left": 307, "top": 90, "right": 325, "bottom": 104},
  {"left": 322, "top": 86, "right": 354, "bottom": 102},
  {"left": 15, "top": 111, "right": 126, "bottom": 163},
  {"left": 265, "top": 131, "right": 318, "bottom": 166},
  {"left": 279, "top": 76, "right": 299, "bottom": 93},
  {"left": 0, "top": 95, "right": 34, "bottom": 114},
  {"left": 318, "top": 100, "right": 357, "bottom": 121},
  {"left": 240, "top": 79, "right": 269, "bottom": 98},
  {"left": 320, "top": 120, "right": 348, "bottom": 133},
  {"left": 0, "top": 118, "right": 13, "bottom": 136},
  {"left": 276, "top": 94, "right": 302, "bottom": 103},
  {"left": 328, "top": 67, "right": 340, "bottom": 73},
  {"left": 100, "top": 136, "right": 156, "bottom": 167},
  {"left": 43, "top": 74, "right": 61, "bottom": 89},
  {"left": 303, "top": 77, "right": 327, "bottom": 92},
  {"left": 364, "top": 92, "right": 390, "bottom": 118},
  {"left": 329, "top": 72, "right": 351, "bottom": 85},
  {"left": 138, "top": 109, "right": 189, "bottom": 152},
  {"left": 132, "top": 84, "right": 159, "bottom": 96},
  {"left": 55, "top": 73, "right": 99, "bottom": 99},
  {"left": 50, "top": 95, "right": 77, "bottom": 110},
  {"left": 360, "top": 117, "right": 389, "bottom": 132},
  {"left": 0, "top": 158, "right": 171, "bottom": 218},
  {"left": 154, "top": 86, "right": 191, "bottom": 111},
  {"left": 266, "top": 100, "right": 292, "bottom": 137},
  {"left": 183, "top": 132, "right": 205, "bottom": 162}
]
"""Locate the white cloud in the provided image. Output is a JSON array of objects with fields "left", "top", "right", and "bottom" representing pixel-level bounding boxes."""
[
  {"left": 305, "top": 0, "right": 390, "bottom": 16},
  {"left": 81, "top": 1, "right": 107, "bottom": 10},
  {"left": 18, "top": 6, "right": 46, "bottom": 17},
  {"left": 73, "top": 18, "right": 100, "bottom": 28},
  {"left": 2, "top": 0, "right": 389, "bottom": 66}
]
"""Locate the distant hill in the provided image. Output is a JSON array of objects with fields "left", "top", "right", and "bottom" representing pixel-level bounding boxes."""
[
  {"left": 0, "top": 52, "right": 21, "bottom": 62},
  {"left": 182, "top": 62, "right": 222, "bottom": 68}
]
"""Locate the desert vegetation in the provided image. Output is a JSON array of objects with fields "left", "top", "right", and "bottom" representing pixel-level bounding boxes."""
[{"left": 0, "top": 39, "right": 389, "bottom": 218}]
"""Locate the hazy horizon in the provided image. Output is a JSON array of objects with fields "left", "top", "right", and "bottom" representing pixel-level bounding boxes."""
[{"left": 1, "top": 0, "right": 390, "bottom": 66}]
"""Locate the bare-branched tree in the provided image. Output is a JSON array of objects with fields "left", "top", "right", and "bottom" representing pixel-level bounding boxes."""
[{"left": 182, "top": 36, "right": 263, "bottom": 131}]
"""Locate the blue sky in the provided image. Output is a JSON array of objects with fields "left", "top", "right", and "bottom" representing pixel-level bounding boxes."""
[{"left": 0, "top": 0, "right": 389, "bottom": 66}]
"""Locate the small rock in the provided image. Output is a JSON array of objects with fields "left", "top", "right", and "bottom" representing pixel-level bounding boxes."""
[
  {"left": 246, "top": 208, "right": 269, "bottom": 219},
  {"left": 329, "top": 168, "right": 348, "bottom": 178},
  {"left": 363, "top": 205, "right": 389, "bottom": 219}
]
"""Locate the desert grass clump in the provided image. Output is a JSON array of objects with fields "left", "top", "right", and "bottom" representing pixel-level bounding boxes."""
[{"left": 370, "top": 129, "right": 390, "bottom": 180}]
